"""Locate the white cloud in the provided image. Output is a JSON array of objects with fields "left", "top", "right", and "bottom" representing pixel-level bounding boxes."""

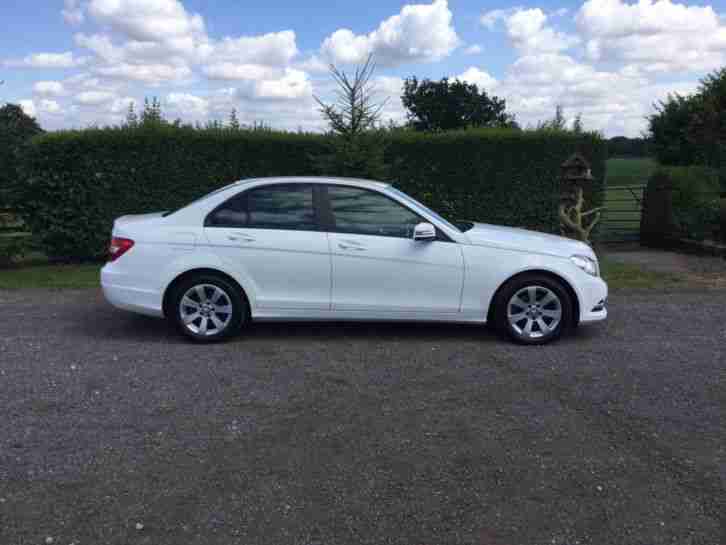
[
  {"left": 500, "top": 8, "right": 580, "bottom": 53},
  {"left": 38, "top": 99, "right": 63, "bottom": 115},
  {"left": 87, "top": 0, "right": 206, "bottom": 42},
  {"left": 62, "top": 0, "right": 85, "bottom": 25},
  {"left": 74, "top": 33, "right": 125, "bottom": 64},
  {"left": 19, "top": 100, "right": 37, "bottom": 117},
  {"left": 4, "top": 52, "right": 88, "bottom": 69},
  {"left": 255, "top": 69, "right": 312, "bottom": 100},
  {"left": 295, "top": 55, "right": 330, "bottom": 73},
  {"left": 74, "top": 90, "right": 116, "bottom": 106},
  {"left": 456, "top": 67, "right": 498, "bottom": 90},
  {"left": 210, "top": 31, "right": 298, "bottom": 65},
  {"left": 203, "top": 63, "right": 282, "bottom": 81},
  {"left": 576, "top": 0, "right": 726, "bottom": 72},
  {"left": 480, "top": 9, "right": 511, "bottom": 30},
  {"left": 33, "top": 81, "right": 66, "bottom": 96},
  {"left": 463, "top": 44, "right": 483, "bottom": 55},
  {"left": 96, "top": 62, "right": 192, "bottom": 84},
  {"left": 110, "top": 97, "right": 137, "bottom": 114},
  {"left": 166, "top": 93, "right": 209, "bottom": 116},
  {"left": 321, "top": 0, "right": 459, "bottom": 66}
]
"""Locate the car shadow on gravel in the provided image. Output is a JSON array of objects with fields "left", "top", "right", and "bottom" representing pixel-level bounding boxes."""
[{"left": 84, "top": 307, "right": 499, "bottom": 344}]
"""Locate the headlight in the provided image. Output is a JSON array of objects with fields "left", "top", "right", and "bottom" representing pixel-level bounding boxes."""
[{"left": 571, "top": 255, "right": 599, "bottom": 276}]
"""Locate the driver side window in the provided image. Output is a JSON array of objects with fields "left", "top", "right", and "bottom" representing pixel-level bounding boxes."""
[{"left": 327, "top": 186, "right": 422, "bottom": 238}]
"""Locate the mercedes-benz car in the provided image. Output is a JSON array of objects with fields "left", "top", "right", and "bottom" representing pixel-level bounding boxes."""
[{"left": 101, "top": 177, "right": 607, "bottom": 344}]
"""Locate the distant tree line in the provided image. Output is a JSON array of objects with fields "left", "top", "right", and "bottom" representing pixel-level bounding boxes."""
[{"left": 607, "top": 136, "right": 651, "bottom": 158}]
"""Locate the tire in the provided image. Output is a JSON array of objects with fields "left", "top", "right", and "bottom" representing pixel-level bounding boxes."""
[
  {"left": 169, "top": 274, "right": 247, "bottom": 342},
  {"left": 493, "top": 273, "right": 573, "bottom": 345}
]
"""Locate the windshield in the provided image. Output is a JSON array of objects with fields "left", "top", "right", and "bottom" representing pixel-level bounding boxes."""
[{"left": 388, "top": 187, "right": 471, "bottom": 233}]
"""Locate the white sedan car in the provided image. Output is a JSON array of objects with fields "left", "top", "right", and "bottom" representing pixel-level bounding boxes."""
[{"left": 102, "top": 177, "right": 607, "bottom": 344}]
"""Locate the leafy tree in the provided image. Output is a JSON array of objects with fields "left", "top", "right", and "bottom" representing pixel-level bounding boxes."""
[
  {"left": 140, "top": 97, "right": 165, "bottom": 127},
  {"left": 315, "top": 54, "right": 386, "bottom": 137},
  {"left": 648, "top": 93, "right": 701, "bottom": 166},
  {"left": 124, "top": 101, "right": 139, "bottom": 128},
  {"left": 0, "top": 103, "right": 43, "bottom": 262},
  {"left": 229, "top": 108, "right": 240, "bottom": 130},
  {"left": 0, "top": 103, "right": 43, "bottom": 202},
  {"left": 573, "top": 113, "right": 584, "bottom": 135},
  {"left": 401, "top": 76, "right": 516, "bottom": 132},
  {"left": 314, "top": 54, "right": 389, "bottom": 179},
  {"left": 607, "top": 136, "right": 651, "bottom": 157},
  {"left": 536, "top": 104, "right": 569, "bottom": 131},
  {"left": 688, "top": 67, "right": 726, "bottom": 172}
]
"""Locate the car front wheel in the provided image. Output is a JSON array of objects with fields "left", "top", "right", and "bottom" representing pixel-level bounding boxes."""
[
  {"left": 494, "top": 274, "right": 573, "bottom": 345},
  {"left": 170, "top": 274, "right": 246, "bottom": 342}
]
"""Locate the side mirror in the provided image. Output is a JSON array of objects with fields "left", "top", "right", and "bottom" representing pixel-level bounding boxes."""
[{"left": 413, "top": 222, "right": 436, "bottom": 241}]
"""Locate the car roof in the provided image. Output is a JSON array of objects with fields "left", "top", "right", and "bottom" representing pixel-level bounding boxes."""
[{"left": 232, "top": 176, "right": 391, "bottom": 190}]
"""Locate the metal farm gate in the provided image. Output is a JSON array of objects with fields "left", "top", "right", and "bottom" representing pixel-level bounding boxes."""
[{"left": 597, "top": 184, "right": 647, "bottom": 242}]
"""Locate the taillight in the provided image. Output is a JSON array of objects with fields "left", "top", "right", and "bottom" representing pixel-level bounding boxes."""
[{"left": 108, "top": 237, "right": 134, "bottom": 262}]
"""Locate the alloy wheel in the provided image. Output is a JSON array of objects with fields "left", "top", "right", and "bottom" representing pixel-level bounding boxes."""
[
  {"left": 506, "top": 285, "right": 562, "bottom": 340},
  {"left": 178, "top": 284, "right": 234, "bottom": 336}
]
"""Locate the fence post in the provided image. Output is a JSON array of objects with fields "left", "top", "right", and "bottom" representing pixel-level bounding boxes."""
[{"left": 640, "top": 172, "right": 675, "bottom": 247}]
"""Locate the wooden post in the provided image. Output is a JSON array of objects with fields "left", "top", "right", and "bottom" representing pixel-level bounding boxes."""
[{"left": 559, "top": 153, "right": 603, "bottom": 244}]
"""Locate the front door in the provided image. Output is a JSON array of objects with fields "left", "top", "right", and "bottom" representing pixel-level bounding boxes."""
[
  {"left": 325, "top": 185, "right": 464, "bottom": 314},
  {"left": 204, "top": 183, "right": 330, "bottom": 310}
]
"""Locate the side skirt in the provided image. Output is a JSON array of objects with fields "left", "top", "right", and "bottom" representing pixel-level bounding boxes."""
[{"left": 252, "top": 308, "right": 486, "bottom": 324}]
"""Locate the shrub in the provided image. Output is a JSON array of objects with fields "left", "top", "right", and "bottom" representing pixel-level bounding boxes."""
[
  {"left": 16, "top": 126, "right": 607, "bottom": 260},
  {"left": 662, "top": 165, "right": 722, "bottom": 240}
]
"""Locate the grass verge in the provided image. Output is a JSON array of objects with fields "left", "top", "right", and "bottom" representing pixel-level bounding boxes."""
[
  {"left": 0, "top": 264, "right": 102, "bottom": 289},
  {"left": 599, "top": 258, "right": 682, "bottom": 290},
  {"left": 2, "top": 259, "right": 682, "bottom": 293}
]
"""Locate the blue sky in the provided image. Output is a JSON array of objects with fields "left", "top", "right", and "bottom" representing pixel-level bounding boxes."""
[{"left": 3, "top": 0, "right": 726, "bottom": 135}]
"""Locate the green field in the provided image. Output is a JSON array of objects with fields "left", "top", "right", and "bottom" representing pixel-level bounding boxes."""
[{"left": 605, "top": 157, "right": 657, "bottom": 187}]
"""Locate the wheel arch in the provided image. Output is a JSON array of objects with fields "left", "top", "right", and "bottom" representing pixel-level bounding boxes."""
[
  {"left": 162, "top": 267, "right": 251, "bottom": 320},
  {"left": 486, "top": 269, "right": 580, "bottom": 327}
]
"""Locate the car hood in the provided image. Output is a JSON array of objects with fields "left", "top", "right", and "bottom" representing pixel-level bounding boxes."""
[{"left": 462, "top": 222, "right": 594, "bottom": 258}]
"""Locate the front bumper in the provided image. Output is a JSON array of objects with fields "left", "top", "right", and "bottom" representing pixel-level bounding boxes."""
[{"left": 578, "top": 275, "right": 608, "bottom": 324}]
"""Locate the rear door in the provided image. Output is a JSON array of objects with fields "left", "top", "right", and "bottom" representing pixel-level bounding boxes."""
[
  {"left": 324, "top": 185, "right": 464, "bottom": 314},
  {"left": 203, "top": 183, "right": 331, "bottom": 311}
]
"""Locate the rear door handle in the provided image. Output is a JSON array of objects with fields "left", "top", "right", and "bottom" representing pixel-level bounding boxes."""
[{"left": 227, "top": 233, "right": 255, "bottom": 243}]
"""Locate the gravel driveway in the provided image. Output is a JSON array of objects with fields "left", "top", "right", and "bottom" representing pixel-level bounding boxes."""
[{"left": 0, "top": 288, "right": 724, "bottom": 545}]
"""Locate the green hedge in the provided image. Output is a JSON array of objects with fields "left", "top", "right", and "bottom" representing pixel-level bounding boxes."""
[
  {"left": 661, "top": 165, "right": 721, "bottom": 240},
  {"left": 386, "top": 129, "right": 607, "bottom": 233},
  {"left": 14, "top": 127, "right": 606, "bottom": 260}
]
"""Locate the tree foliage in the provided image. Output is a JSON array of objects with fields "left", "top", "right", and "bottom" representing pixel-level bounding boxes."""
[
  {"left": 0, "top": 103, "right": 43, "bottom": 202},
  {"left": 648, "top": 93, "right": 701, "bottom": 166},
  {"left": 314, "top": 54, "right": 389, "bottom": 179},
  {"left": 401, "top": 77, "right": 516, "bottom": 132},
  {"left": 607, "top": 136, "right": 651, "bottom": 157}
]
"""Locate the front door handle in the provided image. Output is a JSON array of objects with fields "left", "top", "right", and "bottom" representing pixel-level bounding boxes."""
[{"left": 338, "top": 242, "right": 366, "bottom": 251}]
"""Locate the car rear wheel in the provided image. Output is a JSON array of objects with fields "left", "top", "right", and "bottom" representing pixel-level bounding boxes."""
[
  {"left": 170, "top": 274, "right": 246, "bottom": 342},
  {"left": 494, "top": 274, "right": 573, "bottom": 345}
]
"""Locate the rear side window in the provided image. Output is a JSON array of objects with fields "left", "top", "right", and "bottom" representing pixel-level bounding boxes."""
[
  {"left": 206, "top": 184, "right": 317, "bottom": 231},
  {"left": 327, "top": 186, "right": 422, "bottom": 238}
]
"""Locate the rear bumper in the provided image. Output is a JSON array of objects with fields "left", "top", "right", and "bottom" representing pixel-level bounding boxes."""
[{"left": 101, "top": 266, "right": 164, "bottom": 318}]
